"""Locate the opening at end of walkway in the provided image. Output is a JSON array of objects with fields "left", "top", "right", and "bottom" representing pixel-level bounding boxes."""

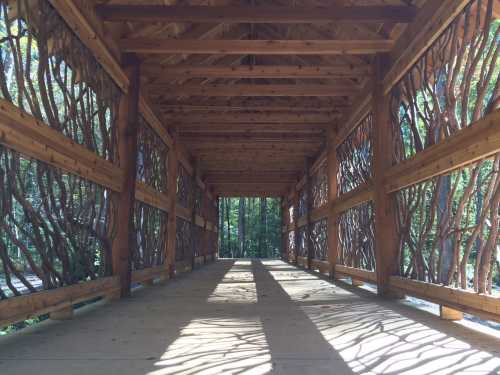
[{"left": 1, "top": 260, "right": 499, "bottom": 375}]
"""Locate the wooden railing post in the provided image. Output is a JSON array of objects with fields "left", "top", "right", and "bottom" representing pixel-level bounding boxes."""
[
  {"left": 372, "top": 55, "right": 400, "bottom": 297},
  {"left": 292, "top": 189, "right": 299, "bottom": 264},
  {"left": 281, "top": 197, "right": 287, "bottom": 261},
  {"left": 305, "top": 159, "right": 313, "bottom": 269},
  {"left": 166, "top": 135, "right": 179, "bottom": 278},
  {"left": 327, "top": 128, "right": 339, "bottom": 279},
  {"left": 112, "top": 55, "right": 141, "bottom": 298},
  {"left": 190, "top": 160, "right": 198, "bottom": 270}
]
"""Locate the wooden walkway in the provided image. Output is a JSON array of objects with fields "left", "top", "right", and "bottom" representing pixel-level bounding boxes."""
[{"left": 1, "top": 260, "right": 499, "bottom": 375}]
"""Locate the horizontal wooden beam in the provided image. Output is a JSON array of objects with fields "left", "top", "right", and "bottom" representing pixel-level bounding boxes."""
[
  {"left": 311, "top": 205, "right": 328, "bottom": 222},
  {"left": 333, "top": 182, "right": 374, "bottom": 215},
  {"left": 385, "top": 109, "right": 500, "bottom": 193},
  {"left": 0, "top": 99, "right": 123, "bottom": 192},
  {"left": 389, "top": 276, "right": 500, "bottom": 323},
  {"left": 153, "top": 84, "right": 358, "bottom": 97},
  {"left": 180, "top": 133, "right": 322, "bottom": 142},
  {"left": 335, "top": 265, "right": 377, "bottom": 283},
  {"left": 0, "top": 277, "right": 119, "bottom": 328},
  {"left": 162, "top": 105, "right": 340, "bottom": 113},
  {"left": 168, "top": 112, "right": 335, "bottom": 123},
  {"left": 135, "top": 182, "right": 169, "bottom": 212},
  {"left": 131, "top": 266, "right": 168, "bottom": 284},
  {"left": 205, "top": 172, "right": 298, "bottom": 184},
  {"left": 160, "top": 97, "right": 348, "bottom": 108},
  {"left": 121, "top": 39, "right": 395, "bottom": 55},
  {"left": 177, "top": 123, "right": 327, "bottom": 133},
  {"left": 144, "top": 64, "right": 372, "bottom": 78},
  {"left": 98, "top": 5, "right": 417, "bottom": 23}
]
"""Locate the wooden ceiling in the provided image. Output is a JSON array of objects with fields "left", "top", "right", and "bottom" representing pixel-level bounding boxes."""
[{"left": 92, "top": 0, "right": 424, "bottom": 197}]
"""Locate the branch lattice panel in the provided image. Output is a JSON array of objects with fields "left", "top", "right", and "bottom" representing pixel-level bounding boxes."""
[
  {"left": 310, "top": 219, "right": 328, "bottom": 261},
  {"left": 391, "top": 0, "right": 499, "bottom": 163},
  {"left": 337, "top": 113, "right": 373, "bottom": 195},
  {"left": 297, "top": 226, "right": 307, "bottom": 258},
  {"left": 298, "top": 188, "right": 308, "bottom": 218},
  {"left": 131, "top": 201, "right": 167, "bottom": 271},
  {"left": 175, "top": 217, "right": 192, "bottom": 262},
  {"left": 176, "top": 164, "right": 191, "bottom": 208},
  {"left": 136, "top": 116, "right": 168, "bottom": 192},
  {"left": 207, "top": 230, "right": 217, "bottom": 256},
  {"left": 338, "top": 202, "right": 375, "bottom": 271},
  {"left": 0, "top": 147, "right": 116, "bottom": 299},
  {"left": 0, "top": 0, "right": 120, "bottom": 162},
  {"left": 194, "top": 185, "right": 203, "bottom": 216},
  {"left": 395, "top": 159, "right": 500, "bottom": 294},
  {"left": 390, "top": 0, "right": 499, "bottom": 295},
  {"left": 287, "top": 230, "right": 296, "bottom": 260},
  {"left": 193, "top": 224, "right": 203, "bottom": 257},
  {"left": 311, "top": 163, "right": 328, "bottom": 209}
]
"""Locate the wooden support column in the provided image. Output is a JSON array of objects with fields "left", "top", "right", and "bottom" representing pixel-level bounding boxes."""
[
  {"left": 305, "top": 159, "right": 313, "bottom": 270},
  {"left": 327, "top": 128, "right": 339, "bottom": 279},
  {"left": 112, "top": 56, "right": 141, "bottom": 298},
  {"left": 166, "top": 135, "right": 179, "bottom": 278},
  {"left": 281, "top": 197, "right": 287, "bottom": 261},
  {"left": 372, "top": 55, "right": 400, "bottom": 297},
  {"left": 190, "top": 161, "right": 198, "bottom": 270},
  {"left": 292, "top": 190, "right": 299, "bottom": 264}
]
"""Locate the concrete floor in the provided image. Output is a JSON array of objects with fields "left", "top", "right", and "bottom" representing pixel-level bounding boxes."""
[{"left": 1, "top": 260, "right": 499, "bottom": 375}]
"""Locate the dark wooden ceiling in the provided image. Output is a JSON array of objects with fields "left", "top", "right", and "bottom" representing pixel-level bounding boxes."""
[{"left": 92, "top": 0, "right": 424, "bottom": 196}]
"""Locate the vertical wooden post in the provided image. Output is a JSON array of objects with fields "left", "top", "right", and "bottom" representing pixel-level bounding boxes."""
[
  {"left": 190, "top": 161, "right": 198, "bottom": 270},
  {"left": 281, "top": 197, "right": 287, "bottom": 261},
  {"left": 305, "top": 159, "right": 313, "bottom": 270},
  {"left": 292, "top": 189, "right": 299, "bottom": 264},
  {"left": 166, "top": 135, "right": 179, "bottom": 278},
  {"left": 372, "top": 55, "right": 400, "bottom": 297},
  {"left": 112, "top": 55, "right": 141, "bottom": 298},
  {"left": 327, "top": 127, "right": 339, "bottom": 279}
]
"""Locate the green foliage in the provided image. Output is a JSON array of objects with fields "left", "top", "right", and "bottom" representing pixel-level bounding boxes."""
[{"left": 219, "top": 198, "right": 282, "bottom": 258}]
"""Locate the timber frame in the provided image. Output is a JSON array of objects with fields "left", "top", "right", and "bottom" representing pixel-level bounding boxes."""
[{"left": 0, "top": 0, "right": 499, "bottom": 329}]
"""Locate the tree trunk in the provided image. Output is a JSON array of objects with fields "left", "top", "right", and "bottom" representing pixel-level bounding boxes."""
[
  {"left": 260, "top": 198, "right": 267, "bottom": 258},
  {"left": 226, "top": 198, "right": 232, "bottom": 258},
  {"left": 238, "top": 198, "right": 245, "bottom": 258}
]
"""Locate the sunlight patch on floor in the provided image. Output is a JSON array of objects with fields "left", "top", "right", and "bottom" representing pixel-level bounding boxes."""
[
  {"left": 206, "top": 260, "right": 257, "bottom": 304},
  {"left": 148, "top": 318, "right": 271, "bottom": 375}
]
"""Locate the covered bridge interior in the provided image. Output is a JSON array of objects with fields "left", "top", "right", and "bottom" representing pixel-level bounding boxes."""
[{"left": 0, "top": 0, "right": 499, "bottom": 374}]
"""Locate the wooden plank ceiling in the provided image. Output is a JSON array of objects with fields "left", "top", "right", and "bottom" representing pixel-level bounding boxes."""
[{"left": 94, "top": 0, "right": 423, "bottom": 197}]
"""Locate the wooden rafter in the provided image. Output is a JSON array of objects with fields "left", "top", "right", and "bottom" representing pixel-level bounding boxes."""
[
  {"left": 142, "top": 65, "right": 372, "bottom": 79},
  {"left": 120, "top": 39, "right": 394, "bottom": 55},
  {"left": 96, "top": 5, "right": 417, "bottom": 24},
  {"left": 166, "top": 113, "right": 335, "bottom": 123},
  {"left": 152, "top": 83, "right": 358, "bottom": 97}
]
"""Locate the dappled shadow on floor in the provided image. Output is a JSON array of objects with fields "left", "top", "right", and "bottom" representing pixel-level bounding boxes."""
[
  {"left": 0, "top": 259, "right": 499, "bottom": 374},
  {"left": 261, "top": 260, "right": 500, "bottom": 375}
]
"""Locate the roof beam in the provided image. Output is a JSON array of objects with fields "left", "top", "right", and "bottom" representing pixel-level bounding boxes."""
[
  {"left": 162, "top": 105, "right": 340, "bottom": 113},
  {"left": 120, "top": 39, "right": 394, "bottom": 55},
  {"left": 152, "top": 83, "right": 358, "bottom": 97},
  {"left": 97, "top": 5, "right": 417, "bottom": 24},
  {"left": 166, "top": 113, "right": 335, "bottom": 123},
  {"left": 144, "top": 64, "right": 372, "bottom": 79}
]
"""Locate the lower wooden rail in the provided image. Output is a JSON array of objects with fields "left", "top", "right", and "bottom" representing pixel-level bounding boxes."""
[
  {"left": 297, "top": 256, "right": 308, "bottom": 268},
  {"left": 389, "top": 276, "right": 500, "bottom": 323},
  {"left": 310, "top": 259, "right": 329, "bottom": 273},
  {"left": 0, "top": 277, "right": 120, "bottom": 328},
  {"left": 131, "top": 266, "right": 168, "bottom": 284},
  {"left": 335, "top": 264, "right": 377, "bottom": 283}
]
